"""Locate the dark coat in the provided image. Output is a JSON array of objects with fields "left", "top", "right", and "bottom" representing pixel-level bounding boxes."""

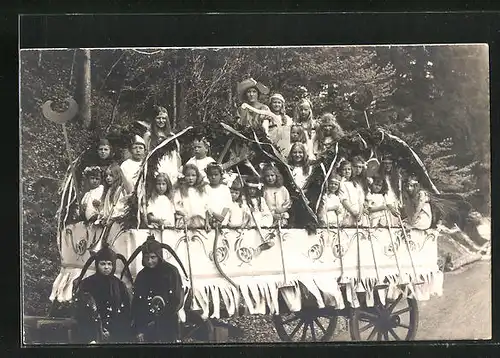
[
  {"left": 131, "top": 260, "right": 184, "bottom": 343},
  {"left": 74, "top": 273, "right": 131, "bottom": 344}
]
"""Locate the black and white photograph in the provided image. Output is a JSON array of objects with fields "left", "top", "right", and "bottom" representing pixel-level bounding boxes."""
[{"left": 20, "top": 44, "right": 491, "bottom": 345}]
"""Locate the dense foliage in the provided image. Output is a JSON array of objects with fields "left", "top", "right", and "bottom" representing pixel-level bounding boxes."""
[{"left": 21, "top": 46, "right": 490, "bottom": 316}]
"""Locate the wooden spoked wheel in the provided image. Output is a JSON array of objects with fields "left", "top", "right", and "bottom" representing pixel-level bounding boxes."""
[
  {"left": 272, "top": 307, "right": 338, "bottom": 342},
  {"left": 349, "top": 293, "right": 419, "bottom": 341}
]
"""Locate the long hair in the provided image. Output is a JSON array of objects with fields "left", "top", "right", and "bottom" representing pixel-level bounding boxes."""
[
  {"left": 100, "top": 163, "right": 125, "bottom": 203},
  {"left": 261, "top": 163, "right": 284, "bottom": 188},
  {"left": 176, "top": 164, "right": 206, "bottom": 197},
  {"left": 315, "top": 115, "right": 345, "bottom": 147},
  {"left": 287, "top": 142, "right": 311, "bottom": 176},
  {"left": 377, "top": 158, "right": 401, "bottom": 199},
  {"left": 243, "top": 182, "right": 264, "bottom": 212},
  {"left": 351, "top": 155, "right": 369, "bottom": 193},
  {"left": 294, "top": 98, "right": 314, "bottom": 124},
  {"left": 150, "top": 111, "right": 173, "bottom": 150},
  {"left": 149, "top": 172, "right": 174, "bottom": 201},
  {"left": 289, "top": 124, "right": 308, "bottom": 144},
  {"left": 369, "top": 174, "right": 389, "bottom": 195}
]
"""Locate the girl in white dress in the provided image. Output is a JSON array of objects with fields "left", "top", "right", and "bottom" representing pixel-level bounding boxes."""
[
  {"left": 80, "top": 166, "right": 104, "bottom": 223},
  {"left": 204, "top": 163, "right": 233, "bottom": 228},
  {"left": 243, "top": 176, "right": 273, "bottom": 228},
  {"left": 363, "top": 175, "right": 392, "bottom": 228},
  {"left": 98, "top": 163, "right": 131, "bottom": 226},
  {"left": 224, "top": 176, "right": 247, "bottom": 228},
  {"left": 146, "top": 173, "right": 176, "bottom": 228},
  {"left": 261, "top": 163, "right": 292, "bottom": 227},
  {"left": 317, "top": 174, "right": 344, "bottom": 227},
  {"left": 173, "top": 164, "right": 210, "bottom": 230},
  {"left": 337, "top": 160, "right": 363, "bottom": 226},
  {"left": 287, "top": 142, "right": 312, "bottom": 191}
]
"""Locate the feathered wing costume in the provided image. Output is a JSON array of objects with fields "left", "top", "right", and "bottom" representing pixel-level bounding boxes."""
[
  {"left": 72, "top": 243, "right": 133, "bottom": 344},
  {"left": 123, "top": 235, "right": 189, "bottom": 343}
]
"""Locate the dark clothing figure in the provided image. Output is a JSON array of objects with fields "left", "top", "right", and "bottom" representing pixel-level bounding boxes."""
[
  {"left": 75, "top": 273, "right": 131, "bottom": 343},
  {"left": 131, "top": 240, "right": 184, "bottom": 343},
  {"left": 73, "top": 245, "right": 132, "bottom": 344}
]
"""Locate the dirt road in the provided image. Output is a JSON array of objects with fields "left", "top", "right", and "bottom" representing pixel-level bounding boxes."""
[
  {"left": 333, "top": 260, "right": 492, "bottom": 341},
  {"left": 417, "top": 260, "right": 491, "bottom": 340}
]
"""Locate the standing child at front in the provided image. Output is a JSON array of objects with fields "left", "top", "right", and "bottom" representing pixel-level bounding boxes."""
[
  {"left": 317, "top": 174, "right": 344, "bottom": 227},
  {"left": 261, "top": 164, "right": 292, "bottom": 227},
  {"left": 80, "top": 166, "right": 104, "bottom": 223},
  {"left": 121, "top": 135, "right": 146, "bottom": 193},
  {"left": 243, "top": 176, "right": 273, "bottom": 228},
  {"left": 287, "top": 142, "right": 312, "bottom": 191},
  {"left": 173, "top": 164, "right": 210, "bottom": 230},
  {"left": 337, "top": 160, "right": 363, "bottom": 226},
  {"left": 185, "top": 137, "right": 215, "bottom": 183},
  {"left": 146, "top": 173, "right": 176, "bottom": 229},
  {"left": 204, "top": 163, "right": 232, "bottom": 228}
]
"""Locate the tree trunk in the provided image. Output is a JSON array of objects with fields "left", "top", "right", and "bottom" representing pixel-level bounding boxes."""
[
  {"left": 82, "top": 49, "right": 92, "bottom": 128},
  {"left": 172, "top": 71, "right": 177, "bottom": 130},
  {"left": 178, "top": 82, "right": 187, "bottom": 129}
]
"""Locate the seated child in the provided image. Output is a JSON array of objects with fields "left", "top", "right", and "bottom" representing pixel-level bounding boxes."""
[
  {"left": 261, "top": 163, "right": 292, "bottom": 227},
  {"left": 173, "top": 164, "right": 210, "bottom": 230},
  {"left": 80, "top": 166, "right": 104, "bottom": 223},
  {"left": 184, "top": 137, "right": 215, "bottom": 183},
  {"left": 317, "top": 174, "right": 344, "bottom": 227},
  {"left": 243, "top": 176, "right": 273, "bottom": 228},
  {"left": 204, "top": 163, "right": 232, "bottom": 228},
  {"left": 146, "top": 173, "right": 176, "bottom": 228}
]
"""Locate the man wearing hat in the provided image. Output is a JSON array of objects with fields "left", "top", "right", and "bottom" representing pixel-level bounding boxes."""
[
  {"left": 236, "top": 77, "right": 275, "bottom": 134},
  {"left": 120, "top": 135, "right": 146, "bottom": 193},
  {"left": 73, "top": 244, "right": 132, "bottom": 344},
  {"left": 129, "top": 237, "right": 185, "bottom": 343}
]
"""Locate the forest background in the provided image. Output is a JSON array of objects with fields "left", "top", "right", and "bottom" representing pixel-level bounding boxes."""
[{"left": 20, "top": 45, "right": 490, "bottom": 315}]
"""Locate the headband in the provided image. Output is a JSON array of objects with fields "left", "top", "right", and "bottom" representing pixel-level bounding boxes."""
[
  {"left": 246, "top": 182, "right": 263, "bottom": 190},
  {"left": 83, "top": 166, "right": 102, "bottom": 176}
]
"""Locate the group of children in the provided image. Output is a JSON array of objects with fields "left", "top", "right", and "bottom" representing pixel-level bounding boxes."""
[{"left": 317, "top": 154, "right": 432, "bottom": 230}]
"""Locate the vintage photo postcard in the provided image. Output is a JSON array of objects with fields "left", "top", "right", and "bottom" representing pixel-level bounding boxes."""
[{"left": 20, "top": 44, "right": 491, "bottom": 345}]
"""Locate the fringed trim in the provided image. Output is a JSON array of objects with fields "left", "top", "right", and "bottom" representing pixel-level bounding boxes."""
[{"left": 186, "top": 270, "right": 444, "bottom": 319}]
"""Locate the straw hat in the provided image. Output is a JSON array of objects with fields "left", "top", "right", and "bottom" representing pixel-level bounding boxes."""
[{"left": 237, "top": 78, "right": 270, "bottom": 101}]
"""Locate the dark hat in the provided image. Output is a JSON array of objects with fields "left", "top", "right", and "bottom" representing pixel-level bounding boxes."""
[
  {"left": 95, "top": 244, "right": 118, "bottom": 263},
  {"left": 122, "top": 235, "right": 189, "bottom": 280},
  {"left": 141, "top": 235, "right": 164, "bottom": 260},
  {"left": 237, "top": 78, "right": 270, "bottom": 101},
  {"left": 73, "top": 242, "right": 132, "bottom": 294}
]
